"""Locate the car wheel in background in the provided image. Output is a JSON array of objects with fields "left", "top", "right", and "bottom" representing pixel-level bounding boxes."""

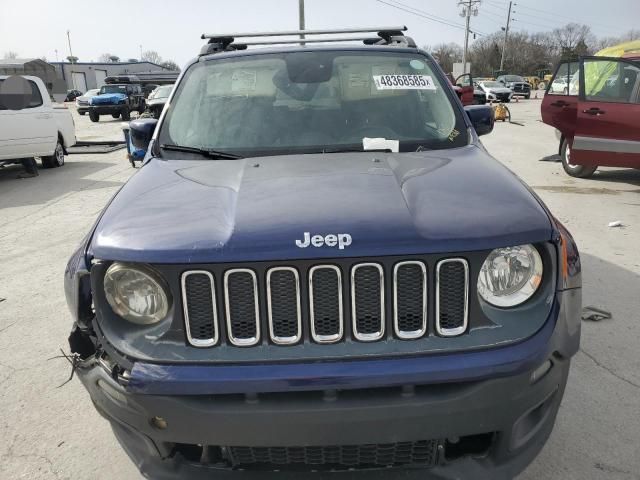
[
  {"left": 79, "top": 111, "right": 85, "bottom": 116},
  {"left": 525, "top": 93, "right": 531, "bottom": 99},
  {"left": 561, "top": 139, "right": 597, "bottom": 178},
  {"left": 89, "top": 111, "right": 100, "bottom": 122},
  {"left": 538, "top": 82, "right": 546, "bottom": 90},
  {"left": 42, "top": 139, "right": 65, "bottom": 168},
  {"left": 121, "top": 107, "right": 131, "bottom": 121},
  {"left": 112, "top": 113, "right": 120, "bottom": 119}
]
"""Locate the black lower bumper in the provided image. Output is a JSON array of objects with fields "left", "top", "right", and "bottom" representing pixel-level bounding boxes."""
[
  {"left": 79, "top": 354, "right": 570, "bottom": 479},
  {"left": 90, "top": 105, "right": 125, "bottom": 115}
]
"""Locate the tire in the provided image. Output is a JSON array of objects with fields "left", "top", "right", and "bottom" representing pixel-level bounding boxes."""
[
  {"left": 525, "top": 93, "right": 530, "bottom": 99},
  {"left": 111, "top": 113, "right": 120, "bottom": 119},
  {"left": 504, "top": 98, "right": 511, "bottom": 103},
  {"left": 79, "top": 111, "right": 85, "bottom": 116},
  {"left": 121, "top": 107, "right": 131, "bottom": 121},
  {"left": 41, "top": 139, "right": 65, "bottom": 168},
  {"left": 561, "top": 139, "right": 597, "bottom": 178},
  {"left": 89, "top": 110, "right": 100, "bottom": 122}
]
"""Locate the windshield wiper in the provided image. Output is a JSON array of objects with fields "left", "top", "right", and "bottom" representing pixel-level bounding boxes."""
[
  {"left": 321, "top": 147, "right": 392, "bottom": 154},
  {"left": 160, "top": 144, "right": 243, "bottom": 160}
]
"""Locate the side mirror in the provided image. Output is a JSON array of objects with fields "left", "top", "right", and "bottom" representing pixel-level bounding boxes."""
[
  {"left": 464, "top": 105, "right": 494, "bottom": 137},
  {"left": 129, "top": 118, "right": 158, "bottom": 152}
]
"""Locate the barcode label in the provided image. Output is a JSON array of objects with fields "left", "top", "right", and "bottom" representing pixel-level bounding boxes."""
[{"left": 373, "top": 75, "right": 436, "bottom": 90}]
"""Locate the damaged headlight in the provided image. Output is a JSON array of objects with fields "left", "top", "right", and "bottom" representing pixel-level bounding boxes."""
[
  {"left": 104, "top": 263, "right": 171, "bottom": 324},
  {"left": 477, "top": 245, "right": 543, "bottom": 308}
]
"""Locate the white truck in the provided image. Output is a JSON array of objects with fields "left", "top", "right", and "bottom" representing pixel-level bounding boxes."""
[{"left": 0, "top": 75, "right": 76, "bottom": 169}]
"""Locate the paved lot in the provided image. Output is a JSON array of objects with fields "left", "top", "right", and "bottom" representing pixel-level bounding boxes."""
[{"left": 0, "top": 100, "right": 638, "bottom": 480}]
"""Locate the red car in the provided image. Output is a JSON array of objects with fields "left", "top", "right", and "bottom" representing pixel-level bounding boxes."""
[
  {"left": 541, "top": 54, "right": 640, "bottom": 177},
  {"left": 447, "top": 73, "right": 474, "bottom": 106}
]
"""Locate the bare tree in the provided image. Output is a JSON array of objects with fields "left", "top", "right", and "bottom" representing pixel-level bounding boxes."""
[
  {"left": 108, "top": 55, "right": 120, "bottom": 63},
  {"left": 127, "top": 58, "right": 139, "bottom": 63},
  {"left": 66, "top": 56, "right": 78, "bottom": 63},
  {"left": 552, "top": 23, "right": 596, "bottom": 58},
  {"left": 160, "top": 60, "right": 181, "bottom": 72},
  {"left": 3, "top": 51, "right": 18, "bottom": 59},
  {"left": 141, "top": 50, "right": 162, "bottom": 64},
  {"left": 98, "top": 53, "right": 113, "bottom": 62},
  {"left": 426, "top": 43, "right": 463, "bottom": 74}
]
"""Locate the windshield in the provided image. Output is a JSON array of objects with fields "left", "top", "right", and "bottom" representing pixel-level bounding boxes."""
[
  {"left": 99, "top": 85, "right": 127, "bottom": 94},
  {"left": 154, "top": 85, "right": 173, "bottom": 98},
  {"left": 482, "top": 81, "right": 501, "bottom": 87},
  {"left": 504, "top": 75, "right": 524, "bottom": 82},
  {"left": 158, "top": 50, "right": 468, "bottom": 157}
]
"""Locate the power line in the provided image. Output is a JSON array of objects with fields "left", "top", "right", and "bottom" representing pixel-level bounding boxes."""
[{"left": 374, "top": 0, "right": 486, "bottom": 35}]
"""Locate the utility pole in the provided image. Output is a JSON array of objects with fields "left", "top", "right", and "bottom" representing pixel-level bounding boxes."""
[
  {"left": 66, "top": 30, "right": 74, "bottom": 63},
  {"left": 140, "top": 44, "right": 143, "bottom": 60},
  {"left": 459, "top": 0, "right": 480, "bottom": 74},
  {"left": 500, "top": 1, "right": 514, "bottom": 72},
  {"left": 298, "top": 0, "right": 306, "bottom": 44}
]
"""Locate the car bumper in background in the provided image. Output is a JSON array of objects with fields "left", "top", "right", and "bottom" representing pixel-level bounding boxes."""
[{"left": 90, "top": 105, "right": 125, "bottom": 114}]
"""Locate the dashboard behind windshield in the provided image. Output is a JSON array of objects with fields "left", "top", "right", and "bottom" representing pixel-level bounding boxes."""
[
  {"left": 100, "top": 85, "right": 127, "bottom": 94},
  {"left": 158, "top": 50, "right": 469, "bottom": 157}
]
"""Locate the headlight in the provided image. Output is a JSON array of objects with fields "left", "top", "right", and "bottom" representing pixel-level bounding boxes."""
[
  {"left": 104, "top": 263, "right": 171, "bottom": 324},
  {"left": 477, "top": 245, "right": 543, "bottom": 307}
]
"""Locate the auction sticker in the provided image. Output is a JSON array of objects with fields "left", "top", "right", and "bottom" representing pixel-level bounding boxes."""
[{"left": 373, "top": 74, "right": 436, "bottom": 90}]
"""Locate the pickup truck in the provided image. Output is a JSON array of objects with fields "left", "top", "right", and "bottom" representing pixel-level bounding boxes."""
[
  {"left": 65, "top": 27, "right": 581, "bottom": 480},
  {"left": 0, "top": 75, "right": 76, "bottom": 169},
  {"left": 541, "top": 51, "right": 640, "bottom": 177},
  {"left": 88, "top": 83, "right": 146, "bottom": 122}
]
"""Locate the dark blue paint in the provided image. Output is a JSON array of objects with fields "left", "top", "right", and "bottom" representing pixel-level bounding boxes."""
[
  {"left": 127, "top": 307, "right": 556, "bottom": 395},
  {"left": 89, "top": 146, "right": 552, "bottom": 264}
]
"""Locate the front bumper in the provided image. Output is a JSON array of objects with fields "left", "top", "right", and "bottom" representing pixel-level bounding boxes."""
[
  {"left": 80, "top": 353, "right": 569, "bottom": 480},
  {"left": 89, "top": 104, "right": 126, "bottom": 114}
]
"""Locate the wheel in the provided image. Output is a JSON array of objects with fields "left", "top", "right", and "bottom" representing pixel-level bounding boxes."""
[
  {"left": 121, "top": 108, "right": 131, "bottom": 121},
  {"left": 112, "top": 113, "right": 120, "bottom": 119},
  {"left": 41, "top": 139, "right": 65, "bottom": 168},
  {"left": 561, "top": 139, "right": 597, "bottom": 178},
  {"left": 504, "top": 98, "right": 511, "bottom": 103},
  {"left": 79, "top": 111, "right": 85, "bottom": 116},
  {"left": 538, "top": 82, "right": 546, "bottom": 90},
  {"left": 89, "top": 110, "right": 100, "bottom": 122},
  {"left": 525, "top": 93, "right": 530, "bottom": 99}
]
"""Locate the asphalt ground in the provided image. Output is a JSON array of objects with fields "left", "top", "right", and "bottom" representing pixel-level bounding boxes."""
[{"left": 0, "top": 99, "right": 638, "bottom": 479}]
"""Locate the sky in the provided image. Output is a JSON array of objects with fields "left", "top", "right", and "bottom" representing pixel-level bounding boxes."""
[{"left": 1, "top": 0, "right": 638, "bottom": 67}]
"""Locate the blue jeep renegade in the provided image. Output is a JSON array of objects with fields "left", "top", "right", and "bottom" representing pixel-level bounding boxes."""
[{"left": 64, "top": 27, "right": 582, "bottom": 480}]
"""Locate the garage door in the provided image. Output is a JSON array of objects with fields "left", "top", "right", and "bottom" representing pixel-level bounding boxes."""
[
  {"left": 95, "top": 69, "right": 107, "bottom": 87},
  {"left": 71, "top": 72, "right": 87, "bottom": 93}
]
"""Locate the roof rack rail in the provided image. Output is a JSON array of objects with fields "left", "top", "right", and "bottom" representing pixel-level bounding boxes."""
[{"left": 199, "top": 26, "right": 415, "bottom": 56}]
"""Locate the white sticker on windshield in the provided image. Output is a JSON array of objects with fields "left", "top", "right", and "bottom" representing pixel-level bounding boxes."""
[
  {"left": 373, "top": 74, "right": 436, "bottom": 90},
  {"left": 231, "top": 70, "right": 257, "bottom": 92}
]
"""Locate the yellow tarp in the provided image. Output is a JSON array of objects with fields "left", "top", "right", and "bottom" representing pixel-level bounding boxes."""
[{"left": 595, "top": 40, "right": 640, "bottom": 58}]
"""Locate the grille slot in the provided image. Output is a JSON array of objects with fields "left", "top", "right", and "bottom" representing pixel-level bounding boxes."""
[
  {"left": 309, "top": 265, "right": 343, "bottom": 343},
  {"left": 436, "top": 259, "right": 469, "bottom": 337},
  {"left": 394, "top": 261, "right": 427, "bottom": 339},
  {"left": 351, "top": 263, "right": 385, "bottom": 341},
  {"left": 267, "top": 267, "right": 302, "bottom": 345},
  {"left": 224, "top": 269, "right": 260, "bottom": 346},
  {"left": 226, "top": 440, "right": 439, "bottom": 468},
  {"left": 182, "top": 271, "right": 218, "bottom": 347}
]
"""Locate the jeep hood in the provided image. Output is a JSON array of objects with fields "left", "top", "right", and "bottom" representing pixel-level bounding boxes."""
[
  {"left": 89, "top": 146, "right": 553, "bottom": 263},
  {"left": 91, "top": 93, "right": 126, "bottom": 105}
]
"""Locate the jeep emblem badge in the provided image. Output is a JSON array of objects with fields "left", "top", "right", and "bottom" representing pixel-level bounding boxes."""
[{"left": 295, "top": 232, "right": 352, "bottom": 250}]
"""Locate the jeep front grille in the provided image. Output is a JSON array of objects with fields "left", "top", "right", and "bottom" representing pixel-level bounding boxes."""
[
  {"left": 309, "top": 265, "right": 343, "bottom": 343},
  {"left": 351, "top": 263, "right": 385, "bottom": 341},
  {"left": 224, "top": 269, "right": 260, "bottom": 346},
  {"left": 181, "top": 257, "right": 470, "bottom": 348},
  {"left": 182, "top": 271, "right": 218, "bottom": 347},
  {"left": 436, "top": 259, "right": 469, "bottom": 337}
]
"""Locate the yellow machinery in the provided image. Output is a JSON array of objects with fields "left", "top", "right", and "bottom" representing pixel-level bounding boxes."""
[{"left": 492, "top": 102, "right": 511, "bottom": 122}]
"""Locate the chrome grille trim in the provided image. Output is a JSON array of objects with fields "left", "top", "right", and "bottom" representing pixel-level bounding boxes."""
[
  {"left": 309, "top": 265, "right": 343, "bottom": 344},
  {"left": 266, "top": 267, "right": 302, "bottom": 345},
  {"left": 181, "top": 270, "right": 218, "bottom": 347},
  {"left": 393, "top": 261, "right": 427, "bottom": 339},
  {"left": 351, "top": 263, "right": 385, "bottom": 342},
  {"left": 224, "top": 269, "right": 260, "bottom": 347},
  {"left": 435, "top": 258, "right": 469, "bottom": 337}
]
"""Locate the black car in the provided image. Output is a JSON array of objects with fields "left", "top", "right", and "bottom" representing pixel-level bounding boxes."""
[
  {"left": 496, "top": 75, "right": 532, "bottom": 99},
  {"left": 65, "top": 89, "right": 83, "bottom": 102}
]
